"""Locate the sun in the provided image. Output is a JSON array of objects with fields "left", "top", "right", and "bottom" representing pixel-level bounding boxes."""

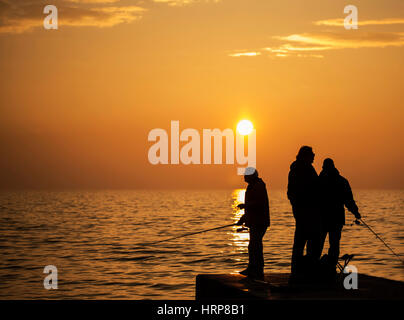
[{"left": 237, "top": 120, "right": 254, "bottom": 135}]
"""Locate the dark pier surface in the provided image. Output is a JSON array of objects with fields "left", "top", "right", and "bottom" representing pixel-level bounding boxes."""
[{"left": 196, "top": 273, "right": 404, "bottom": 300}]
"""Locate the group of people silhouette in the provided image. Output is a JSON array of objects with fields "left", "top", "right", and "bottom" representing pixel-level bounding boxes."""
[{"left": 236, "top": 146, "right": 361, "bottom": 282}]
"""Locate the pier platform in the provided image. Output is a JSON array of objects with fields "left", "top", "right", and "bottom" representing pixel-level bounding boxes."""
[{"left": 195, "top": 273, "right": 404, "bottom": 300}]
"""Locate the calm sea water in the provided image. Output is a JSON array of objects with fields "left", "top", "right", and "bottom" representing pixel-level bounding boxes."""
[{"left": 0, "top": 189, "right": 403, "bottom": 299}]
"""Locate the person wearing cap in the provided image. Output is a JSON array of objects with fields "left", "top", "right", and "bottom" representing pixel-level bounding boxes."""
[
  {"left": 236, "top": 167, "right": 270, "bottom": 280},
  {"left": 318, "top": 158, "right": 361, "bottom": 268}
]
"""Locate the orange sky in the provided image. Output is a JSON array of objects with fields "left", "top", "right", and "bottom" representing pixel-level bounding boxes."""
[{"left": 0, "top": 0, "right": 403, "bottom": 189}]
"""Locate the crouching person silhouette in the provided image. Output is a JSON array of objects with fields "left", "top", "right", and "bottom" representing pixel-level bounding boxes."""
[{"left": 237, "top": 167, "right": 270, "bottom": 280}]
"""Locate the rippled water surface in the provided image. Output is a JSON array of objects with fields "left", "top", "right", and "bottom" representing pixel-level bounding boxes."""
[{"left": 0, "top": 189, "right": 403, "bottom": 299}]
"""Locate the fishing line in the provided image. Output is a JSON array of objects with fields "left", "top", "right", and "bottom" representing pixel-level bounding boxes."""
[
  {"left": 136, "top": 223, "right": 237, "bottom": 247},
  {"left": 358, "top": 218, "right": 404, "bottom": 265}
]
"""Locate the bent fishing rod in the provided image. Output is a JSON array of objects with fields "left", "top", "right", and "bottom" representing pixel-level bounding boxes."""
[
  {"left": 356, "top": 218, "right": 404, "bottom": 265},
  {"left": 137, "top": 223, "right": 237, "bottom": 246}
]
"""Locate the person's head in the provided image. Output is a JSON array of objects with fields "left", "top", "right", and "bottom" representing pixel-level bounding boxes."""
[
  {"left": 322, "top": 158, "right": 336, "bottom": 171},
  {"left": 296, "top": 146, "right": 315, "bottom": 164},
  {"left": 244, "top": 167, "right": 258, "bottom": 184}
]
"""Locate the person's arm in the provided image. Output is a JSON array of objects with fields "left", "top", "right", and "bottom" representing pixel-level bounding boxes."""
[
  {"left": 287, "top": 169, "right": 297, "bottom": 205},
  {"left": 344, "top": 179, "right": 361, "bottom": 219},
  {"left": 237, "top": 203, "right": 245, "bottom": 209},
  {"left": 236, "top": 202, "right": 246, "bottom": 225},
  {"left": 236, "top": 213, "right": 246, "bottom": 225}
]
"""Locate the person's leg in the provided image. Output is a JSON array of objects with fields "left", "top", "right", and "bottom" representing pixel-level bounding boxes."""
[
  {"left": 291, "top": 222, "right": 307, "bottom": 275},
  {"left": 256, "top": 226, "right": 267, "bottom": 272},
  {"left": 248, "top": 226, "right": 267, "bottom": 275},
  {"left": 307, "top": 228, "right": 323, "bottom": 261},
  {"left": 328, "top": 225, "right": 342, "bottom": 266},
  {"left": 318, "top": 226, "right": 328, "bottom": 259}
]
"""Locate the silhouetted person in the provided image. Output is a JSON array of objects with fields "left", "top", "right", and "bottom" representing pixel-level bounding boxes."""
[
  {"left": 237, "top": 167, "right": 270, "bottom": 280},
  {"left": 287, "top": 146, "right": 321, "bottom": 279},
  {"left": 318, "top": 158, "right": 361, "bottom": 269}
]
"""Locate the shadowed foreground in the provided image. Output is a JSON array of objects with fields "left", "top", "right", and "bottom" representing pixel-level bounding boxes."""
[{"left": 196, "top": 273, "right": 404, "bottom": 300}]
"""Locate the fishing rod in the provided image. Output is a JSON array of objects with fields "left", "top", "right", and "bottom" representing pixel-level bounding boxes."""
[
  {"left": 137, "top": 223, "right": 237, "bottom": 246},
  {"left": 357, "top": 218, "right": 404, "bottom": 265}
]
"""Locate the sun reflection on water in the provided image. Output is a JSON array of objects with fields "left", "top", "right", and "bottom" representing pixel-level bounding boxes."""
[{"left": 231, "top": 189, "right": 249, "bottom": 250}]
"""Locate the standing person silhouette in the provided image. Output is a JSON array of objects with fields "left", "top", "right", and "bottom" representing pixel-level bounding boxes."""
[
  {"left": 287, "top": 146, "right": 321, "bottom": 281},
  {"left": 237, "top": 167, "right": 270, "bottom": 280},
  {"left": 318, "top": 158, "right": 361, "bottom": 270}
]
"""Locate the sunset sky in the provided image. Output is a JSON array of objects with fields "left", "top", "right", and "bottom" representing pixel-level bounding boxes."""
[{"left": 0, "top": 0, "right": 403, "bottom": 189}]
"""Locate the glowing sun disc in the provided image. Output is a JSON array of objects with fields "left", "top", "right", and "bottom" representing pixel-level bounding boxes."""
[{"left": 237, "top": 120, "right": 253, "bottom": 135}]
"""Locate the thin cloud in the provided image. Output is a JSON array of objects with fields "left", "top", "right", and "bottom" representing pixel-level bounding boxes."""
[
  {"left": 265, "top": 47, "right": 325, "bottom": 59},
  {"left": 315, "top": 18, "right": 404, "bottom": 27},
  {"left": 61, "top": 6, "right": 146, "bottom": 27},
  {"left": 67, "top": 1, "right": 121, "bottom": 3},
  {"left": 228, "top": 52, "right": 261, "bottom": 57},
  {"left": 152, "top": 0, "right": 195, "bottom": 6},
  {"left": 296, "top": 53, "right": 324, "bottom": 59},
  {"left": 276, "top": 31, "right": 404, "bottom": 50},
  {"left": 152, "top": 0, "right": 220, "bottom": 6},
  {"left": 264, "top": 47, "right": 326, "bottom": 59},
  {"left": 0, "top": 0, "right": 146, "bottom": 34},
  {"left": 230, "top": 15, "right": 404, "bottom": 59},
  {"left": 229, "top": 48, "right": 324, "bottom": 59}
]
